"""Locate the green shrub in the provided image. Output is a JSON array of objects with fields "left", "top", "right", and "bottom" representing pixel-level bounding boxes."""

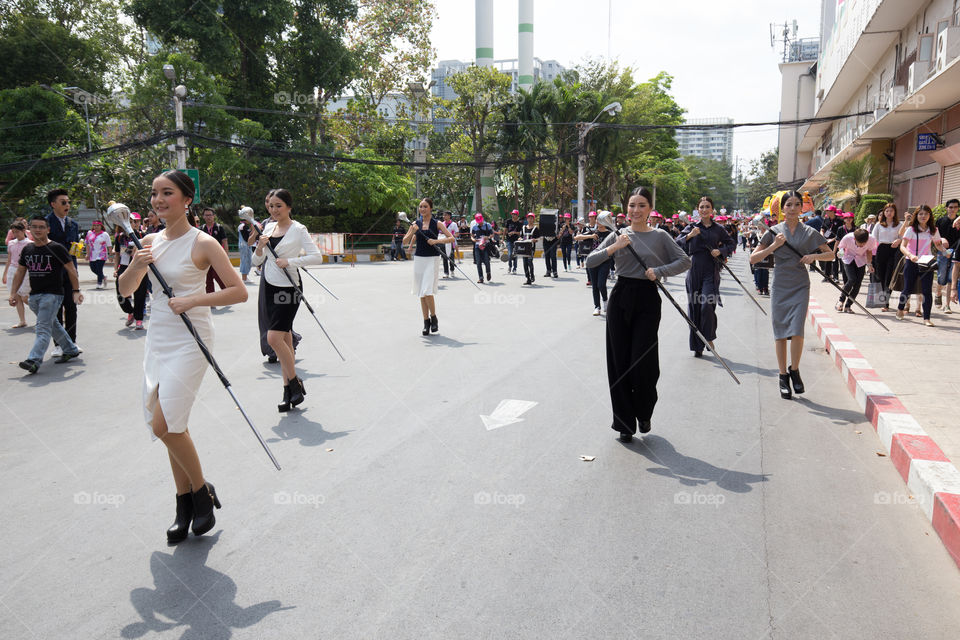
[
  {"left": 933, "top": 203, "right": 947, "bottom": 220},
  {"left": 855, "top": 198, "right": 888, "bottom": 226}
]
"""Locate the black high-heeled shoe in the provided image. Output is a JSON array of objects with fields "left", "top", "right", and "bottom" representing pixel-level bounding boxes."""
[
  {"left": 422, "top": 318, "right": 430, "bottom": 336},
  {"left": 789, "top": 367, "right": 805, "bottom": 394},
  {"left": 289, "top": 377, "right": 305, "bottom": 407},
  {"left": 191, "top": 482, "right": 221, "bottom": 537},
  {"left": 278, "top": 383, "right": 291, "bottom": 412},
  {"left": 166, "top": 492, "right": 194, "bottom": 543},
  {"left": 430, "top": 314, "right": 438, "bottom": 333},
  {"left": 778, "top": 373, "right": 792, "bottom": 399}
]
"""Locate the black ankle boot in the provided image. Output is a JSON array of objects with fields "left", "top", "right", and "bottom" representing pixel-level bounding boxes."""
[
  {"left": 166, "top": 492, "right": 194, "bottom": 543},
  {"left": 289, "top": 377, "right": 305, "bottom": 407},
  {"left": 778, "top": 373, "right": 792, "bottom": 399},
  {"left": 789, "top": 367, "right": 804, "bottom": 394},
  {"left": 191, "top": 482, "right": 221, "bottom": 537},
  {"left": 430, "top": 314, "right": 438, "bottom": 333},
  {"left": 278, "top": 383, "right": 291, "bottom": 412},
  {"left": 422, "top": 318, "right": 430, "bottom": 336}
]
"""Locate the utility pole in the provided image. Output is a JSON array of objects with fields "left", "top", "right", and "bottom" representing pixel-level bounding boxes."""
[
  {"left": 163, "top": 65, "right": 188, "bottom": 170},
  {"left": 577, "top": 102, "right": 622, "bottom": 218}
]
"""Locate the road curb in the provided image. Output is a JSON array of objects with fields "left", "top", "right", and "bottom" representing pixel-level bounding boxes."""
[{"left": 808, "top": 297, "right": 960, "bottom": 568}]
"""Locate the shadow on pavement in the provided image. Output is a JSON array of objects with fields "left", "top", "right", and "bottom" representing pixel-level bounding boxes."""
[
  {"left": 793, "top": 396, "right": 869, "bottom": 426},
  {"left": 121, "top": 532, "right": 292, "bottom": 640},
  {"left": 627, "top": 434, "right": 769, "bottom": 493},
  {"left": 268, "top": 412, "right": 350, "bottom": 447},
  {"left": 421, "top": 335, "right": 478, "bottom": 348},
  {"left": 709, "top": 358, "right": 779, "bottom": 378}
]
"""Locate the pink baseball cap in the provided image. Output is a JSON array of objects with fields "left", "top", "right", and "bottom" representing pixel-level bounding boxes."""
[
  {"left": 826, "top": 205, "right": 837, "bottom": 212},
  {"left": 563, "top": 213, "right": 571, "bottom": 218},
  {"left": 129, "top": 212, "right": 141, "bottom": 220},
  {"left": 588, "top": 211, "right": 597, "bottom": 217},
  {"left": 616, "top": 213, "right": 625, "bottom": 218},
  {"left": 526, "top": 212, "right": 535, "bottom": 218},
  {"left": 511, "top": 209, "right": 519, "bottom": 215},
  {"left": 474, "top": 213, "right": 483, "bottom": 223}
]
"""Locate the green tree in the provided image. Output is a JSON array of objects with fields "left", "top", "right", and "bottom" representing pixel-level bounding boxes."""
[
  {"left": 446, "top": 65, "right": 512, "bottom": 216},
  {"left": 824, "top": 154, "right": 883, "bottom": 210},
  {"left": 0, "top": 15, "right": 110, "bottom": 92},
  {"left": 680, "top": 156, "right": 736, "bottom": 211},
  {"left": 743, "top": 150, "right": 778, "bottom": 211}
]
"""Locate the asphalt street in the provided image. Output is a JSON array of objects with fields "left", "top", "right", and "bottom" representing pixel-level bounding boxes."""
[{"left": 2, "top": 251, "right": 960, "bottom": 639}]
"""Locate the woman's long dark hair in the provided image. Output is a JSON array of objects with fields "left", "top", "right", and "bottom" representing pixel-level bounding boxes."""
[
  {"left": 780, "top": 190, "right": 803, "bottom": 210},
  {"left": 879, "top": 202, "right": 898, "bottom": 227},
  {"left": 158, "top": 170, "right": 195, "bottom": 203},
  {"left": 910, "top": 204, "right": 935, "bottom": 233}
]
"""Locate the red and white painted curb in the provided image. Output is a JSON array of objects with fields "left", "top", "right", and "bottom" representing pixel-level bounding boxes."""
[{"left": 808, "top": 298, "right": 960, "bottom": 567}]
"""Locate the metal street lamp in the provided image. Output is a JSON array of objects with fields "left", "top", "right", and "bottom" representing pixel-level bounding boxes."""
[
  {"left": 162, "top": 66, "right": 188, "bottom": 169},
  {"left": 577, "top": 101, "right": 621, "bottom": 218}
]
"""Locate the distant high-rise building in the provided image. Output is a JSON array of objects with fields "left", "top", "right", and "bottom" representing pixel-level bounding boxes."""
[{"left": 675, "top": 118, "right": 734, "bottom": 165}]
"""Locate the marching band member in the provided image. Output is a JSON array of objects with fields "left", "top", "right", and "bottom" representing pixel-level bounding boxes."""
[
  {"left": 558, "top": 213, "right": 574, "bottom": 272},
  {"left": 520, "top": 212, "right": 541, "bottom": 285},
  {"left": 750, "top": 191, "right": 834, "bottom": 399},
  {"left": 677, "top": 197, "right": 736, "bottom": 357},
  {"left": 576, "top": 211, "right": 612, "bottom": 315},
  {"left": 586, "top": 187, "right": 691, "bottom": 441},
  {"left": 402, "top": 198, "right": 456, "bottom": 335},
  {"left": 440, "top": 210, "right": 459, "bottom": 278},
  {"left": 470, "top": 213, "right": 496, "bottom": 283},
  {"left": 252, "top": 189, "right": 324, "bottom": 411}
]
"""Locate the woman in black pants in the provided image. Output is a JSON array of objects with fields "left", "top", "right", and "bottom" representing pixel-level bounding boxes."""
[
  {"left": 897, "top": 205, "right": 949, "bottom": 326},
  {"left": 870, "top": 202, "right": 901, "bottom": 311},
  {"left": 586, "top": 187, "right": 690, "bottom": 441},
  {"left": 559, "top": 213, "right": 574, "bottom": 271}
]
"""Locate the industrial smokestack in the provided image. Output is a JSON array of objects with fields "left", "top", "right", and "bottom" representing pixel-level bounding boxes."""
[
  {"left": 475, "top": 0, "right": 494, "bottom": 68},
  {"left": 518, "top": 0, "right": 534, "bottom": 91}
]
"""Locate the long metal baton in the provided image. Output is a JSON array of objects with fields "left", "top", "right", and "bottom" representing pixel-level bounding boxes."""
[
  {"left": 260, "top": 237, "right": 347, "bottom": 362},
  {"left": 123, "top": 227, "right": 281, "bottom": 470},
  {"left": 756, "top": 220, "right": 889, "bottom": 332},
  {"left": 298, "top": 266, "right": 339, "bottom": 301}
]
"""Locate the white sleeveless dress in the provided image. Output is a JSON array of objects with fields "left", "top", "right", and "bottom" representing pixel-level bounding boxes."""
[{"left": 142, "top": 226, "right": 214, "bottom": 435}]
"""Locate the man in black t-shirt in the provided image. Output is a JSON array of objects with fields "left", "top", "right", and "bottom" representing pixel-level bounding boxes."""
[
  {"left": 504, "top": 209, "right": 524, "bottom": 274},
  {"left": 8, "top": 216, "right": 83, "bottom": 374}
]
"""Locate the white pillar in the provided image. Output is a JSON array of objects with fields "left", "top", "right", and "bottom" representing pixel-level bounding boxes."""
[
  {"left": 518, "top": 0, "right": 534, "bottom": 91},
  {"left": 475, "top": 0, "right": 493, "bottom": 68}
]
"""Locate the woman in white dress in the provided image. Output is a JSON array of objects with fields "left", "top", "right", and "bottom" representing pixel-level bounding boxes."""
[
  {"left": 119, "top": 170, "right": 248, "bottom": 543},
  {"left": 252, "top": 188, "right": 324, "bottom": 411}
]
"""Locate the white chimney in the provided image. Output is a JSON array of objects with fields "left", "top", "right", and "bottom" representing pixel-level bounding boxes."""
[
  {"left": 518, "top": 0, "right": 534, "bottom": 91},
  {"left": 475, "top": 0, "right": 494, "bottom": 67}
]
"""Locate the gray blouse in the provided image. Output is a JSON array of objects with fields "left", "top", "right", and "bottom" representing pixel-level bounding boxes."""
[{"left": 585, "top": 228, "right": 691, "bottom": 279}]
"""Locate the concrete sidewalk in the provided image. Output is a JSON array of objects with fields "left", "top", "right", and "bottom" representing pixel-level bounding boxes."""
[{"left": 807, "top": 274, "right": 960, "bottom": 463}]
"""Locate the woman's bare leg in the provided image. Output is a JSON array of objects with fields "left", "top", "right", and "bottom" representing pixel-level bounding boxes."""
[
  {"left": 790, "top": 335, "right": 804, "bottom": 370},
  {"left": 268, "top": 329, "right": 295, "bottom": 383},
  {"left": 420, "top": 297, "right": 429, "bottom": 319},
  {"left": 425, "top": 295, "right": 436, "bottom": 316},
  {"left": 153, "top": 402, "right": 205, "bottom": 490},
  {"left": 775, "top": 339, "right": 788, "bottom": 374}
]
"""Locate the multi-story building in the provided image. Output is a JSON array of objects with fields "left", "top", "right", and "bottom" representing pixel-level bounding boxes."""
[
  {"left": 431, "top": 57, "right": 567, "bottom": 100},
  {"left": 786, "top": 0, "right": 960, "bottom": 210},
  {"left": 675, "top": 118, "right": 734, "bottom": 165}
]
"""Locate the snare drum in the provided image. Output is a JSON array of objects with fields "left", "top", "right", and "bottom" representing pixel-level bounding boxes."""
[{"left": 515, "top": 240, "right": 534, "bottom": 258}]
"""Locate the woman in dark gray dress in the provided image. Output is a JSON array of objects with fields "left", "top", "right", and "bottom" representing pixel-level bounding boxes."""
[{"left": 750, "top": 191, "right": 834, "bottom": 399}]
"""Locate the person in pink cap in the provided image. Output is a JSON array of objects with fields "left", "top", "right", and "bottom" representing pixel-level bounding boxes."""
[
  {"left": 470, "top": 212, "right": 496, "bottom": 283},
  {"left": 504, "top": 209, "right": 523, "bottom": 274}
]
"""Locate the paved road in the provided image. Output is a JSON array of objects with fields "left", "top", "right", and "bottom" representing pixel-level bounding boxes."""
[{"left": 2, "top": 253, "right": 960, "bottom": 639}]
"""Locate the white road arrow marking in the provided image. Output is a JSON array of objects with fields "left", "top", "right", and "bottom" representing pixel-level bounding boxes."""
[{"left": 481, "top": 399, "right": 538, "bottom": 430}]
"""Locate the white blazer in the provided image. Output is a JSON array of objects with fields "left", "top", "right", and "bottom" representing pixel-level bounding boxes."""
[{"left": 251, "top": 219, "right": 324, "bottom": 287}]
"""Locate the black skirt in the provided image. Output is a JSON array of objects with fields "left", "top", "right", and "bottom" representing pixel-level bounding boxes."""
[{"left": 264, "top": 281, "right": 301, "bottom": 331}]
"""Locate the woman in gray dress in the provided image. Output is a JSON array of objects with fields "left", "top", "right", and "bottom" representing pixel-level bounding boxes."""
[{"left": 749, "top": 191, "right": 834, "bottom": 399}]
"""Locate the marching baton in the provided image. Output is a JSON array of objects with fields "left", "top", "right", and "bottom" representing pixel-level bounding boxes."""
[
  {"left": 254, "top": 227, "right": 347, "bottom": 362},
  {"left": 716, "top": 256, "right": 767, "bottom": 316},
  {"left": 240, "top": 207, "right": 340, "bottom": 301},
  {"left": 755, "top": 219, "right": 889, "bottom": 332},
  {"left": 398, "top": 212, "right": 481, "bottom": 290},
  {"left": 105, "top": 203, "right": 281, "bottom": 471},
  {"left": 597, "top": 214, "right": 740, "bottom": 385}
]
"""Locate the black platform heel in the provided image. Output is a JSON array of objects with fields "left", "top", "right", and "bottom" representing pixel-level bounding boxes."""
[
  {"left": 278, "top": 383, "right": 291, "bottom": 412},
  {"left": 289, "top": 377, "right": 305, "bottom": 407},
  {"left": 422, "top": 318, "right": 430, "bottom": 336},
  {"left": 789, "top": 367, "right": 805, "bottom": 394},
  {"left": 191, "top": 482, "right": 221, "bottom": 537},
  {"left": 430, "top": 314, "right": 438, "bottom": 333},
  {"left": 166, "top": 492, "right": 194, "bottom": 543},
  {"left": 778, "top": 373, "right": 792, "bottom": 399}
]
